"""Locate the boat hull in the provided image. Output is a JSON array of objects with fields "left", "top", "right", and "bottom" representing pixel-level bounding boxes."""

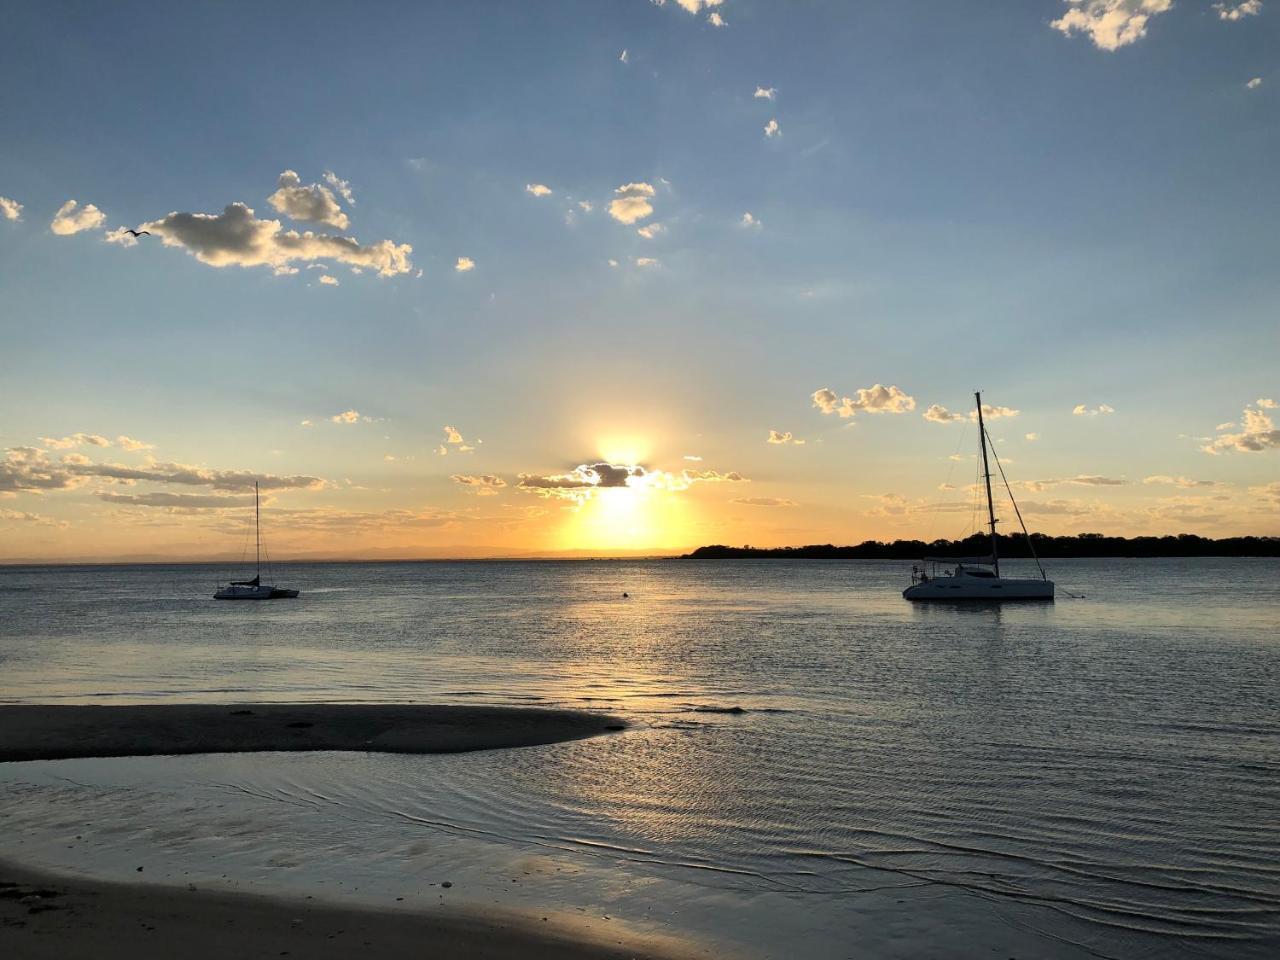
[
  {"left": 214, "top": 585, "right": 299, "bottom": 600},
  {"left": 903, "top": 578, "right": 1054, "bottom": 602}
]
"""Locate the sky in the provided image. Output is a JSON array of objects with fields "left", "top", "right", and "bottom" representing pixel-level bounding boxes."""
[{"left": 1, "top": 0, "right": 1277, "bottom": 561}]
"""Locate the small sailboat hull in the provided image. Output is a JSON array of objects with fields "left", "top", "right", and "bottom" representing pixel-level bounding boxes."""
[
  {"left": 903, "top": 577, "right": 1054, "bottom": 602},
  {"left": 213, "top": 584, "right": 299, "bottom": 600}
]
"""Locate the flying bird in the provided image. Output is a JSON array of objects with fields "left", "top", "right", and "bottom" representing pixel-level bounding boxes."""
[{"left": 123, "top": 229, "right": 150, "bottom": 237}]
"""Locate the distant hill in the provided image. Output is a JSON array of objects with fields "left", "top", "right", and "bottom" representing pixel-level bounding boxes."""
[{"left": 683, "top": 533, "right": 1280, "bottom": 560}]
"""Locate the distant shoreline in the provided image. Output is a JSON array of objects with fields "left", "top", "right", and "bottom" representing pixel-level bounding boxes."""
[{"left": 682, "top": 534, "right": 1280, "bottom": 560}]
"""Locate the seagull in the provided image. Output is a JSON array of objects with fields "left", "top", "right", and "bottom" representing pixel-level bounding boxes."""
[{"left": 123, "top": 229, "right": 150, "bottom": 238}]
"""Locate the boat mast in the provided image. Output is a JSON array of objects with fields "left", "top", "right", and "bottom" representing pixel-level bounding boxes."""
[
  {"left": 975, "top": 391, "right": 1000, "bottom": 577},
  {"left": 254, "top": 481, "right": 260, "bottom": 581}
]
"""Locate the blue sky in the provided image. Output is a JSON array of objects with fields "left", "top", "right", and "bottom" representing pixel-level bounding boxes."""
[{"left": 1, "top": 1, "right": 1277, "bottom": 558}]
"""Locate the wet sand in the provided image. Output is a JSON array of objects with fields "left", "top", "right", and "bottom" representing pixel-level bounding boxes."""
[
  {"left": 0, "top": 858, "right": 708, "bottom": 960},
  {"left": 0, "top": 704, "right": 626, "bottom": 762}
]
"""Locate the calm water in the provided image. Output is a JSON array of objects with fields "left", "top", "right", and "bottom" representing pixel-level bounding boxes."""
[{"left": 1, "top": 559, "right": 1278, "bottom": 958}]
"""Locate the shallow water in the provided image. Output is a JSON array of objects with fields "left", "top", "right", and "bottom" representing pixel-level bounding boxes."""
[{"left": 1, "top": 558, "right": 1278, "bottom": 958}]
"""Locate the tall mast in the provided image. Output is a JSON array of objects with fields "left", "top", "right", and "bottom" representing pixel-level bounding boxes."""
[
  {"left": 975, "top": 391, "right": 1000, "bottom": 577},
  {"left": 255, "top": 481, "right": 260, "bottom": 580}
]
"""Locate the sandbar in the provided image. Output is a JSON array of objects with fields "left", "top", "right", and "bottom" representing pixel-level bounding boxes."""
[
  {"left": 0, "top": 858, "right": 709, "bottom": 960},
  {"left": 0, "top": 703, "right": 626, "bottom": 763}
]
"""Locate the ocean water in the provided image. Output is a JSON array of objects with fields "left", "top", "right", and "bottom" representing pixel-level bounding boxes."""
[{"left": 1, "top": 558, "right": 1278, "bottom": 958}]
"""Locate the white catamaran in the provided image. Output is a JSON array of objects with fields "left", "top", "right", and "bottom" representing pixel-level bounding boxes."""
[
  {"left": 214, "top": 482, "right": 299, "bottom": 600},
  {"left": 903, "top": 392, "right": 1054, "bottom": 602}
]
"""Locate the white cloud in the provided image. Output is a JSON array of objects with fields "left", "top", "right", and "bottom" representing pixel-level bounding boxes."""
[
  {"left": 754, "top": 86, "right": 777, "bottom": 100},
  {"left": 318, "top": 274, "right": 339, "bottom": 286},
  {"left": 634, "top": 256, "right": 660, "bottom": 268},
  {"left": 708, "top": 11, "right": 726, "bottom": 26},
  {"left": 608, "top": 182, "right": 656, "bottom": 224},
  {"left": 116, "top": 436, "right": 154, "bottom": 451},
  {"left": 1050, "top": 0, "right": 1173, "bottom": 51},
  {"left": 923, "top": 404, "right": 966, "bottom": 424},
  {"left": 1, "top": 445, "right": 323, "bottom": 496},
  {"left": 330, "top": 409, "right": 373, "bottom": 424},
  {"left": 619, "top": 49, "right": 629, "bottom": 64},
  {"left": 455, "top": 256, "right": 475, "bottom": 272},
  {"left": 525, "top": 183, "right": 552, "bottom": 197},
  {"left": 1202, "top": 400, "right": 1280, "bottom": 454},
  {"left": 636, "top": 222, "right": 665, "bottom": 239},
  {"left": 50, "top": 200, "right": 106, "bottom": 236},
  {"left": 1246, "top": 76, "right": 1263, "bottom": 89},
  {"left": 740, "top": 212, "right": 761, "bottom": 229},
  {"left": 1143, "top": 475, "right": 1218, "bottom": 488},
  {"left": 767, "top": 430, "right": 797, "bottom": 444},
  {"left": 813, "top": 384, "right": 916, "bottom": 418},
  {"left": 1073, "top": 403, "right": 1115, "bottom": 416},
  {"left": 578, "top": 200, "right": 593, "bottom": 212},
  {"left": 1025, "top": 432, "right": 1040, "bottom": 441},
  {"left": 607, "top": 258, "right": 619, "bottom": 268},
  {"left": 267, "top": 170, "right": 350, "bottom": 230},
  {"left": 1213, "top": 1, "right": 1263, "bottom": 21},
  {"left": 764, "top": 118, "right": 781, "bottom": 138},
  {"left": 140, "top": 202, "right": 412, "bottom": 277},
  {"left": 323, "top": 170, "right": 356, "bottom": 206},
  {"left": 451, "top": 474, "right": 507, "bottom": 496},
  {"left": 441, "top": 426, "right": 475, "bottom": 453},
  {"left": 0, "top": 196, "right": 22, "bottom": 221}
]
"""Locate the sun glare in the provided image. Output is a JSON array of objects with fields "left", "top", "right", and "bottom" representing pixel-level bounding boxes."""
[{"left": 558, "top": 485, "right": 690, "bottom": 553}]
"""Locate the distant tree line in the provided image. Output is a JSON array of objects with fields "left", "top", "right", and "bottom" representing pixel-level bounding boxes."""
[{"left": 683, "top": 533, "right": 1280, "bottom": 560}]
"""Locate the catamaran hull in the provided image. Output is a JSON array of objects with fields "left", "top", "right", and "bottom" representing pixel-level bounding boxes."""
[{"left": 903, "top": 578, "right": 1054, "bottom": 602}]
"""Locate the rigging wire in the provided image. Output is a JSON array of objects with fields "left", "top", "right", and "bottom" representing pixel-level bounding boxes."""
[
  {"left": 984, "top": 435, "right": 1047, "bottom": 580},
  {"left": 923, "top": 419, "right": 970, "bottom": 545}
]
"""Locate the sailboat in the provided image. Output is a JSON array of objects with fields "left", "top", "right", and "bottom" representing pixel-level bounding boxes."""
[
  {"left": 903, "top": 392, "right": 1054, "bottom": 602},
  {"left": 214, "top": 482, "right": 299, "bottom": 600}
]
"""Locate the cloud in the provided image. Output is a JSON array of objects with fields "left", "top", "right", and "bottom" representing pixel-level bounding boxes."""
[
  {"left": 608, "top": 182, "right": 656, "bottom": 224},
  {"left": 0, "top": 196, "right": 22, "bottom": 221},
  {"left": 98, "top": 492, "right": 254, "bottom": 510},
  {"left": 50, "top": 200, "right": 106, "bottom": 236},
  {"left": 764, "top": 119, "right": 781, "bottom": 138},
  {"left": 441, "top": 426, "right": 475, "bottom": 452},
  {"left": 619, "top": 49, "right": 629, "bottom": 64},
  {"left": 634, "top": 257, "right": 660, "bottom": 268},
  {"left": 1143, "top": 475, "right": 1218, "bottom": 488},
  {"left": 455, "top": 256, "right": 475, "bottom": 272},
  {"left": 1, "top": 445, "right": 323, "bottom": 496},
  {"left": 636, "top": 222, "right": 665, "bottom": 239},
  {"left": 708, "top": 11, "right": 726, "bottom": 26},
  {"left": 1247, "top": 77, "right": 1263, "bottom": 89},
  {"left": 923, "top": 404, "right": 966, "bottom": 424},
  {"left": 318, "top": 274, "right": 339, "bottom": 286},
  {"left": 740, "top": 212, "right": 761, "bottom": 229},
  {"left": 0, "top": 507, "right": 64, "bottom": 526},
  {"left": 1073, "top": 403, "right": 1115, "bottom": 416},
  {"left": 923, "top": 402, "right": 1019, "bottom": 423},
  {"left": 40, "top": 433, "right": 111, "bottom": 449},
  {"left": 753, "top": 86, "right": 777, "bottom": 100},
  {"left": 323, "top": 171, "right": 356, "bottom": 206},
  {"left": 1213, "top": 1, "right": 1262, "bottom": 20},
  {"left": 330, "top": 409, "right": 372, "bottom": 424},
  {"left": 1050, "top": 0, "right": 1172, "bottom": 51},
  {"left": 1025, "top": 433, "right": 1040, "bottom": 441},
  {"left": 116, "top": 436, "right": 154, "bottom": 451},
  {"left": 1202, "top": 400, "right": 1280, "bottom": 454},
  {"left": 578, "top": 201, "right": 593, "bottom": 212},
  {"left": 732, "top": 497, "right": 795, "bottom": 507},
  {"left": 663, "top": 0, "right": 725, "bottom": 14},
  {"left": 140, "top": 202, "right": 412, "bottom": 277},
  {"left": 525, "top": 183, "right": 552, "bottom": 197},
  {"left": 1250, "top": 480, "right": 1280, "bottom": 504},
  {"left": 767, "top": 430, "right": 794, "bottom": 444},
  {"left": 1066, "top": 475, "right": 1127, "bottom": 486},
  {"left": 812, "top": 384, "right": 916, "bottom": 418},
  {"left": 266, "top": 170, "right": 349, "bottom": 229},
  {"left": 451, "top": 474, "right": 507, "bottom": 496},
  {"left": 517, "top": 461, "right": 744, "bottom": 500}
]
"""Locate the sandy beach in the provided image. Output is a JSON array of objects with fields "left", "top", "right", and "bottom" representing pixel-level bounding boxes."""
[
  {"left": 0, "top": 857, "right": 708, "bottom": 960},
  {"left": 0, "top": 703, "right": 626, "bottom": 763}
]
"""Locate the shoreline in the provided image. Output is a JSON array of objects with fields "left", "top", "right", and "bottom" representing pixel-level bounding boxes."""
[
  {"left": 0, "top": 857, "right": 709, "bottom": 960},
  {"left": 0, "top": 704, "right": 626, "bottom": 763}
]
